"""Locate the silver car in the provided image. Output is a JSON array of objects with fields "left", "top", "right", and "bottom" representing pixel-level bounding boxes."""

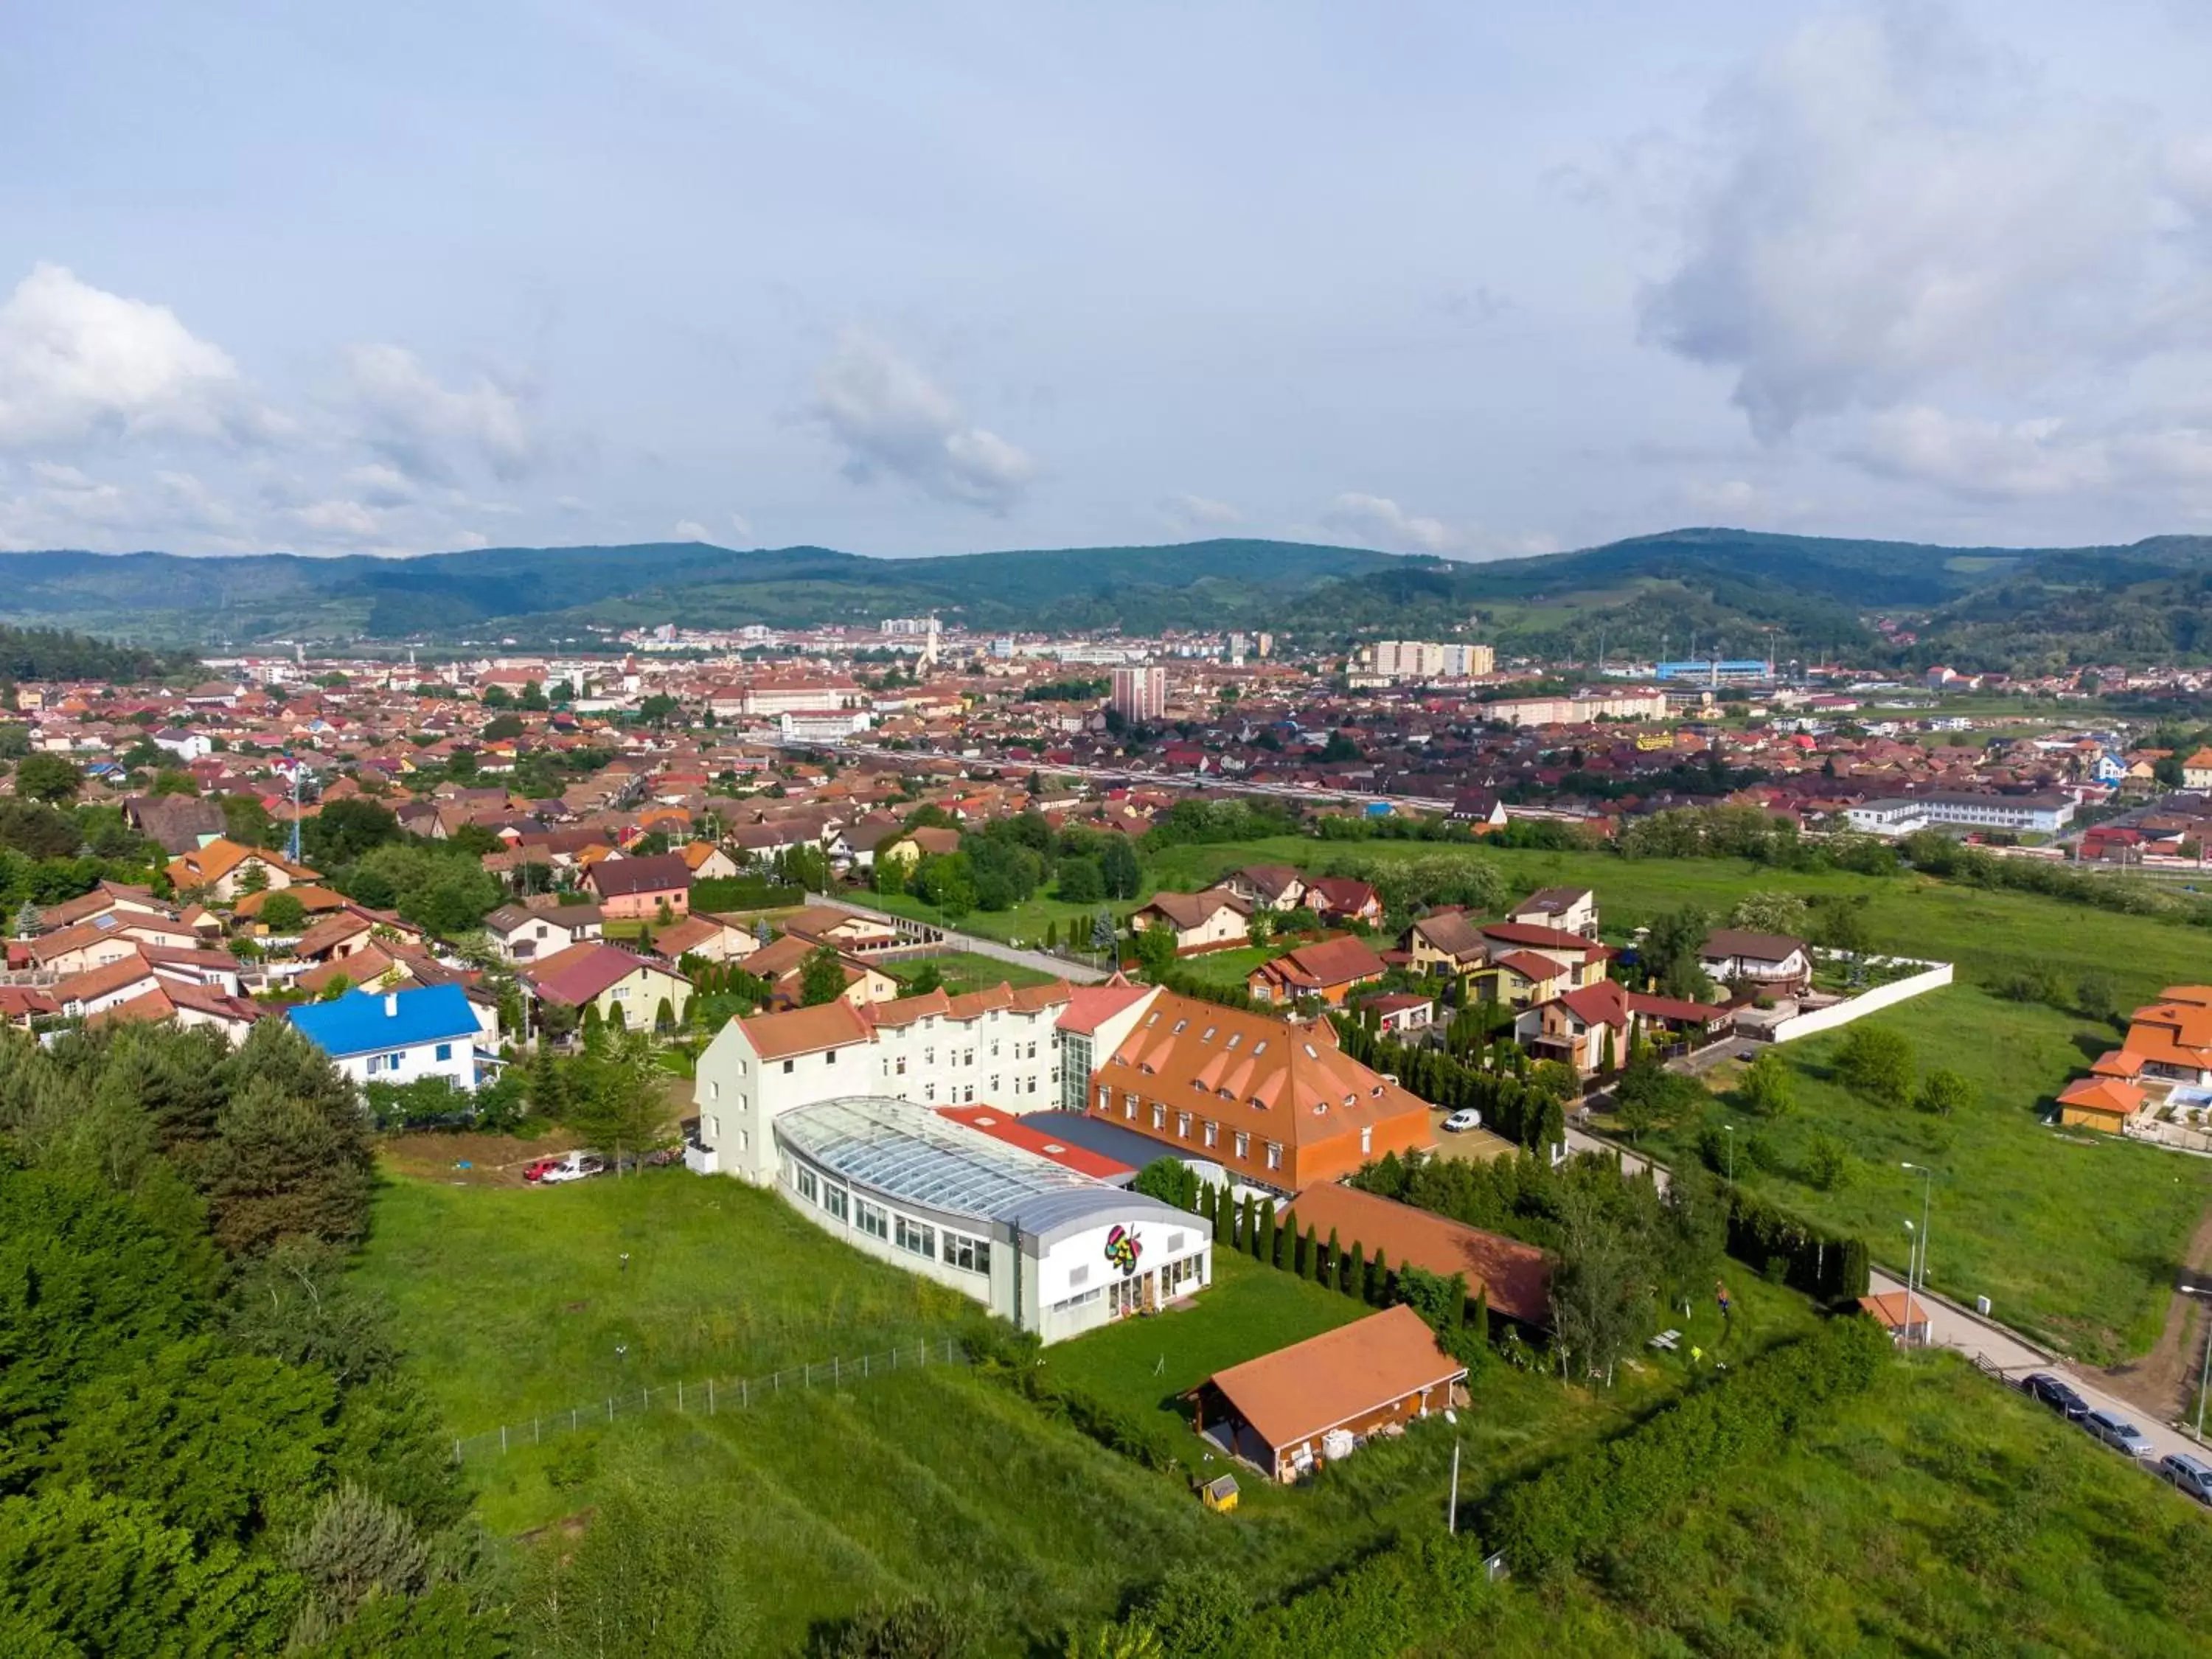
[
  {"left": 2158, "top": 1452, "right": 2212, "bottom": 1502},
  {"left": 2084, "top": 1410, "right": 2156, "bottom": 1459}
]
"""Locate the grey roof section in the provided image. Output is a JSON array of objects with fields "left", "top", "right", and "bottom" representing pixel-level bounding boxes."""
[
  {"left": 1011, "top": 1109, "right": 1200, "bottom": 1177},
  {"left": 779, "top": 1096, "right": 1094, "bottom": 1223},
  {"left": 1002, "top": 1186, "right": 1209, "bottom": 1251}
]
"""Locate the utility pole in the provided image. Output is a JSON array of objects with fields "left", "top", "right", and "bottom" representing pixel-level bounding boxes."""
[{"left": 1447, "top": 1438, "right": 1461, "bottom": 1534}]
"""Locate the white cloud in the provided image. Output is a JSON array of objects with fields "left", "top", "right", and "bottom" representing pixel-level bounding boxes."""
[
  {"left": 1321, "top": 492, "right": 1464, "bottom": 554},
  {"left": 288, "top": 498, "right": 383, "bottom": 539},
  {"left": 1681, "top": 479, "right": 1759, "bottom": 513},
  {"left": 728, "top": 511, "right": 754, "bottom": 540},
  {"left": 1642, "top": 8, "right": 2212, "bottom": 441},
  {"left": 1852, "top": 405, "right": 2212, "bottom": 501},
  {"left": 345, "top": 462, "right": 417, "bottom": 507},
  {"left": 672, "top": 518, "right": 712, "bottom": 541},
  {"left": 1161, "top": 492, "right": 1242, "bottom": 533},
  {"left": 341, "top": 343, "right": 537, "bottom": 483},
  {"left": 810, "top": 328, "right": 1036, "bottom": 511},
  {"left": 0, "top": 263, "right": 282, "bottom": 449}
]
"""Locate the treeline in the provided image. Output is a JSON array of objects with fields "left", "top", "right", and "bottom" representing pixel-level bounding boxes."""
[
  {"left": 0, "top": 622, "right": 198, "bottom": 684},
  {"left": 0, "top": 1020, "right": 502, "bottom": 1655},
  {"left": 1332, "top": 1015, "right": 1570, "bottom": 1152}
]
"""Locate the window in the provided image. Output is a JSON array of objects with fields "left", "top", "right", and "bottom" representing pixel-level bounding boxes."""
[
  {"left": 1096, "top": 1084, "right": 1110, "bottom": 1111},
  {"left": 963, "top": 1084, "right": 975, "bottom": 1102},
  {"left": 796, "top": 1165, "right": 818, "bottom": 1202},
  {"left": 895, "top": 1054, "right": 907, "bottom": 1075},
  {"left": 1152, "top": 1103, "right": 1166, "bottom": 1130},
  {"left": 925, "top": 1082, "right": 937, "bottom": 1102},
  {"left": 782, "top": 1059, "right": 795, "bottom": 1074},
  {"left": 824, "top": 1048, "right": 837, "bottom": 1065},
  {"left": 1203, "top": 1121, "right": 1218, "bottom": 1149},
  {"left": 895, "top": 1216, "right": 935, "bottom": 1257},
  {"left": 824, "top": 1183, "right": 848, "bottom": 1221},
  {"left": 1266, "top": 1141, "right": 1283, "bottom": 1171},
  {"left": 709, "top": 1080, "right": 720, "bottom": 1101},
  {"left": 1360, "top": 1127, "right": 1373, "bottom": 1155},
  {"left": 1122, "top": 1096, "right": 1135, "bottom": 1121},
  {"left": 1177, "top": 1111, "right": 1191, "bottom": 1138},
  {"left": 991, "top": 1075, "right": 1001, "bottom": 1094},
  {"left": 1234, "top": 1131, "right": 1250, "bottom": 1159},
  {"left": 856, "top": 1201, "right": 888, "bottom": 1240},
  {"left": 434, "top": 1042, "right": 452, "bottom": 1062},
  {"left": 942, "top": 1232, "right": 991, "bottom": 1274},
  {"left": 926, "top": 1046, "right": 936, "bottom": 1065}
]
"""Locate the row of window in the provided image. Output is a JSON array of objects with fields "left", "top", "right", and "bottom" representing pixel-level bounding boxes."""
[
  {"left": 791, "top": 1160, "right": 991, "bottom": 1276},
  {"left": 361, "top": 1042, "right": 458, "bottom": 1074},
  {"left": 1097, "top": 1085, "right": 1380, "bottom": 1171}
]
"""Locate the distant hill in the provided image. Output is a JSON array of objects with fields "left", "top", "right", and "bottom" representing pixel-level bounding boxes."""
[{"left": 4, "top": 528, "right": 2211, "bottom": 670}]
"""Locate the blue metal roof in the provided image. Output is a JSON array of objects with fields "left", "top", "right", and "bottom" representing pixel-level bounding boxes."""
[{"left": 288, "top": 984, "right": 479, "bottom": 1058}]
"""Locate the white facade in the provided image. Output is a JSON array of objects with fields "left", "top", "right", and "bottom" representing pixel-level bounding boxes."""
[
  {"left": 692, "top": 988, "right": 1159, "bottom": 1181},
  {"left": 1845, "top": 793, "right": 2076, "bottom": 837},
  {"left": 331, "top": 1034, "right": 481, "bottom": 1090}
]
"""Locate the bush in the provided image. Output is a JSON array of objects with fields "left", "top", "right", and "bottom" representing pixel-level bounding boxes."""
[{"left": 1833, "top": 1023, "right": 1914, "bottom": 1107}]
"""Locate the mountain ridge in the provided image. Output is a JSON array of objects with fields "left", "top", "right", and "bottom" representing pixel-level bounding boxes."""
[{"left": 4, "top": 528, "right": 2211, "bottom": 669}]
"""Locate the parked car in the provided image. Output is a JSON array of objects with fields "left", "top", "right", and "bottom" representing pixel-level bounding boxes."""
[
  {"left": 2021, "top": 1372, "right": 2090, "bottom": 1422},
  {"left": 522, "top": 1156, "right": 564, "bottom": 1184},
  {"left": 538, "top": 1151, "right": 606, "bottom": 1185},
  {"left": 1441, "top": 1108, "right": 1484, "bottom": 1133},
  {"left": 2084, "top": 1410, "right": 2157, "bottom": 1459},
  {"left": 2158, "top": 1452, "right": 2212, "bottom": 1503}
]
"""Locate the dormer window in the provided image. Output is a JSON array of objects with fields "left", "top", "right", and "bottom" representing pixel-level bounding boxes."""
[
  {"left": 1172, "top": 1020, "right": 1187, "bottom": 1034},
  {"left": 1200, "top": 1026, "right": 1216, "bottom": 1043}
]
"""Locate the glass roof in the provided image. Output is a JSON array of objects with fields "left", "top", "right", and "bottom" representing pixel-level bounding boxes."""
[{"left": 778, "top": 1096, "right": 1096, "bottom": 1221}]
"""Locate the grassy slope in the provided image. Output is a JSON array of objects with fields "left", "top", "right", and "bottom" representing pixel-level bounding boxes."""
[
  {"left": 1437, "top": 1352, "right": 2212, "bottom": 1658},
  {"left": 360, "top": 1166, "right": 1807, "bottom": 1654},
  {"left": 1136, "top": 838, "right": 2212, "bottom": 1360}
]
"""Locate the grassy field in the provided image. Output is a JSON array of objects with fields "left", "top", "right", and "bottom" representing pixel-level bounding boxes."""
[
  {"left": 1632, "top": 986, "right": 2212, "bottom": 1362},
  {"left": 360, "top": 1164, "right": 1814, "bottom": 1654},
  {"left": 864, "top": 887, "right": 1144, "bottom": 950},
  {"left": 1441, "top": 1352, "right": 2212, "bottom": 1657},
  {"left": 887, "top": 950, "right": 1060, "bottom": 995}
]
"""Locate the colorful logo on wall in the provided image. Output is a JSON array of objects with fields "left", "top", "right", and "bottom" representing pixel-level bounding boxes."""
[{"left": 1105, "top": 1225, "right": 1143, "bottom": 1277}]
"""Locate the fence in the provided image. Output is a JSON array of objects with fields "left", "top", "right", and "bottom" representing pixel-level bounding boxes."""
[
  {"left": 1766, "top": 958, "right": 1952, "bottom": 1043},
  {"left": 449, "top": 1335, "right": 967, "bottom": 1462}
]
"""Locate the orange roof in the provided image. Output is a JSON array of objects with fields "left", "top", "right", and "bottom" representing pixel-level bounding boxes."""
[
  {"left": 935, "top": 1106, "right": 1133, "bottom": 1180},
  {"left": 1199, "top": 1304, "right": 1464, "bottom": 1451},
  {"left": 1281, "top": 1183, "right": 1551, "bottom": 1325},
  {"left": 735, "top": 998, "right": 874, "bottom": 1060},
  {"left": 2058, "top": 1077, "right": 2142, "bottom": 1119},
  {"left": 1857, "top": 1291, "right": 1930, "bottom": 1332},
  {"left": 1093, "top": 990, "right": 1428, "bottom": 1152}
]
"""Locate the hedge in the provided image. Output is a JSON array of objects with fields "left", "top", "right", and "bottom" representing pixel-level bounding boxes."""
[
  {"left": 1232, "top": 1534, "right": 1499, "bottom": 1658},
  {"left": 688, "top": 877, "right": 805, "bottom": 912},
  {"left": 1728, "top": 1186, "right": 1870, "bottom": 1301},
  {"left": 1482, "top": 1312, "right": 1891, "bottom": 1579}
]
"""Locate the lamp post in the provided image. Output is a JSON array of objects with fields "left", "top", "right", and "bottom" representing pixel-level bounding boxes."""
[
  {"left": 1722, "top": 1123, "right": 1736, "bottom": 1184},
  {"left": 2183, "top": 1284, "right": 2212, "bottom": 1443},
  {"left": 1902, "top": 1163, "right": 1935, "bottom": 1346}
]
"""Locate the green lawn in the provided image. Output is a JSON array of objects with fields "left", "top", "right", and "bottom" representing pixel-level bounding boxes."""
[
  {"left": 1640, "top": 986, "right": 2212, "bottom": 1363},
  {"left": 863, "top": 886, "right": 1144, "bottom": 950},
  {"left": 1170, "top": 944, "right": 1276, "bottom": 990},
  {"left": 358, "top": 1166, "right": 1818, "bottom": 1654},
  {"left": 1440, "top": 1351, "right": 2212, "bottom": 1657},
  {"left": 886, "top": 950, "right": 1060, "bottom": 995}
]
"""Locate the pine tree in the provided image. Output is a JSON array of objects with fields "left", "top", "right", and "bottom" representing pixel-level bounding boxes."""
[
  {"left": 1295, "top": 1223, "right": 1312, "bottom": 1279},
  {"left": 1257, "top": 1200, "right": 1278, "bottom": 1267},
  {"left": 1322, "top": 1227, "right": 1340, "bottom": 1287},
  {"left": 1344, "top": 1242, "right": 1366, "bottom": 1300},
  {"left": 1599, "top": 1026, "right": 1617, "bottom": 1075},
  {"left": 1367, "top": 1248, "right": 1389, "bottom": 1307},
  {"left": 1043, "top": 919, "right": 1059, "bottom": 952}
]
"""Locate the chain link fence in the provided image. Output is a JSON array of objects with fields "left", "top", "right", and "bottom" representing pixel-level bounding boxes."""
[{"left": 451, "top": 1335, "right": 967, "bottom": 1462}]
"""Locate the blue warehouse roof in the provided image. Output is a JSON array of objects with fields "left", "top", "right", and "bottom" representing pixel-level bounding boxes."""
[{"left": 288, "top": 984, "right": 479, "bottom": 1058}]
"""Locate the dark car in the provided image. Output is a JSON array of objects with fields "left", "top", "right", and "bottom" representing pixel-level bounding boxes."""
[{"left": 2023, "top": 1372, "right": 2090, "bottom": 1421}]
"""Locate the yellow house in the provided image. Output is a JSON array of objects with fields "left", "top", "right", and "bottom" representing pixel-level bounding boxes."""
[
  {"left": 162, "top": 839, "right": 322, "bottom": 903},
  {"left": 524, "top": 941, "right": 693, "bottom": 1028}
]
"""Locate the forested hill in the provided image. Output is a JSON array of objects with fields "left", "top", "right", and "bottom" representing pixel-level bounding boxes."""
[
  {"left": 4, "top": 528, "right": 2212, "bottom": 669},
  {"left": 0, "top": 623, "right": 199, "bottom": 684}
]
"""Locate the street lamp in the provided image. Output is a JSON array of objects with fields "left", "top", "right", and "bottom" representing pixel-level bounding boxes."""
[
  {"left": 1902, "top": 1163, "right": 1935, "bottom": 1346},
  {"left": 1722, "top": 1123, "right": 1736, "bottom": 1184},
  {"left": 2182, "top": 1284, "right": 2212, "bottom": 1442}
]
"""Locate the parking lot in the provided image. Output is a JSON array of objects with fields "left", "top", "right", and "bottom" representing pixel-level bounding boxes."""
[{"left": 1424, "top": 1105, "right": 1519, "bottom": 1162}]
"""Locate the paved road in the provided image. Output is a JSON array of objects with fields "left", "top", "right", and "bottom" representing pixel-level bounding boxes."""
[
  {"left": 1867, "top": 1266, "right": 2211, "bottom": 1469},
  {"left": 807, "top": 893, "right": 1113, "bottom": 984}
]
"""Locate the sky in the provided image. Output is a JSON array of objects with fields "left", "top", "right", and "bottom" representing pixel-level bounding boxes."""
[{"left": 4, "top": 1, "right": 2212, "bottom": 562}]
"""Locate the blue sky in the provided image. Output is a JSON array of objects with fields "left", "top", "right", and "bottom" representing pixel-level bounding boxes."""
[{"left": 3, "top": 1, "right": 2211, "bottom": 559}]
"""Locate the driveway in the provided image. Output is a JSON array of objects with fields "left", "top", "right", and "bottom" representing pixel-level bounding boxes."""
[{"left": 1425, "top": 1107, "right": 1517, "bottom": 1163}]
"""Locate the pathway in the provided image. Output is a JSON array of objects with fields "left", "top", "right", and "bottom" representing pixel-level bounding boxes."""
[{"left": 806, "top": 893, "right": 1111, "bottom": 984}]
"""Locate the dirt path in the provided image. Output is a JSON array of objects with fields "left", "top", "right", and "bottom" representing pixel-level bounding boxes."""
[{"left": 2096, "top": 1203, "right": 2212, "bottom": 1424}]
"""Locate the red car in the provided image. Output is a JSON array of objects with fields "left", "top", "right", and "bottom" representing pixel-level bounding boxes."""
[{"left": 522, "top": 1156, "right": 563, "bottom": 1184}]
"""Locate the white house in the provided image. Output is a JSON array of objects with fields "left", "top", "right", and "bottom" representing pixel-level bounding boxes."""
[{"left": 286, "top": 984, "right": 493, "bottom": 1091}]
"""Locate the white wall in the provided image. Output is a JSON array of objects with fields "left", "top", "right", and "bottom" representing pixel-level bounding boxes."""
[
  {"left": 340, "top": 1037, "right": 481, "bottom": 1091},
  {"left": 1767, "top": 960, "right": 1953, "bottom": 1043}
]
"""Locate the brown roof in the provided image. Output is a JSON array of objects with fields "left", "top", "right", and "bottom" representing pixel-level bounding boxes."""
[
  {"left": 1199, "top": 1304, "right": 1464, "bottom": 1452},
  {"left": 1409, "top": 910, "right": 1485, "bottom": 961},
  {"left": 585, "top": 854, "right": 693, "bottom": 898},
  {"left": 734, "top": 998, "right": 874, "bottom": 1060},
  {"left": 1138, "top": 886, "right": 1249, "bottom": 929},
  {"left": 525, "top": 942, "right": 689, "bottom": 1006},
  {"left": 1280, "top": 1183, "right": 1552, "bottom": 1326},
  {"left": 1699, "top": 929, "right": 1809, "bottom": 964},
  {"left": 1253, "top": 934, "right": 1387, "bottom": 991}
]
